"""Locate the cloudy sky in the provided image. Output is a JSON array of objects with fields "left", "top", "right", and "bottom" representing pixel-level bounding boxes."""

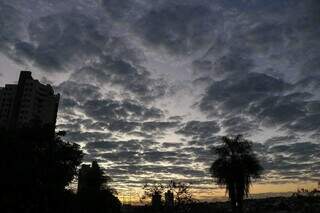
[{"left": 0, "top": 0, "right": 320, "bottom": 201}]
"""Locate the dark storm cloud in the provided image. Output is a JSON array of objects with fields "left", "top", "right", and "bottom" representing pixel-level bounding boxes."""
[
  {"left": 1, "top": 0, "right": 320, "bottom": 187},
  {"left": 176, "top": 120, "right": 220, "bottom": 139},
  {"left": 161, "top": 142, "right": 183, "bottom": 148},
  {"left": 86, "top": 139, "right": 149, "bottom": 153},
  {"left": 258, "top": 141, "right": 320, "bottom": 181},
  {"left": 65, "top": 131, "right": 112, "bottom": 143},
  {"left": 193, "top": 52, "right": 254, "bottom": 79},
  {"left": 0, "top": 2, "right": 23, "bottom": 59},
  {"left": 107, "top": 120, "right": 139, "bottom": 133},
  {"left": 141, "top": 121, "right": 180, "bottom": 132},
  {"left": 56, "top": 81, "right": 101, "bottom": 103},
  {"left": 296, "top": 76, "right": 320, "bottom": 91},
  {"left": 82, "top": 0, "right": 320, "bottom": 185},
  {"left": 187, "top": 136, "right": 220, "bottom": 147},
  {"left": 135, "top": 2, "right": 217, "bottom": 54},
  {"left": 222, "top": 116, "right": 260, "bottom": 136},
  {"left": 0, "top": 3, "right": 168, "bottom": 101},
  {"left": 190, "top": 0, "right": 320, "bottom": 138},
  {"left": 141, "top": 150, "right": 192, "bottom": 164},
  {"left": 55, "top": 79, "right": 176, "bottom": 137},
  {"left": 200, "top": 73, "right": 290, "bottom": 115},
  {"left": 85, "top": 140, "right": 141, "bottom": 152},
  {"left": 84, "top": 139, "right": 194, "bottom": 165},
  {"left": 82, "top": 99, "right": 163, "bottom": 122},
  {"left": 183, "top": 146, "right": 214, "bottom": 167},
  {"left": 285, "top": 114, "right": 320, "bottom": 132},
  {"left": 100, "top": 0, "right": 143, "bottom": 21},
  {"left": 14, "top": 11, "right": 106, "bottom": 71},
  {"left": 70, "top": 57, "right": 168, "bottom": 101},
  {"left": 82, "top": 120, "right": 139, "bottom": 133},
  {"left": 56, "top": 123, "right": 81, "bottom": 132},
  {"left": 264, "top": 135, "right": 299, "bottom": 146},
  {"left": 100, "top": 151, "right": 142, "bottom": 164},
  {"left": 199, "top": 72, "right": 320, "bottom": 134},
  {"left": 106, "top": 165, "right": 206, "bottom": 180},
  {"left": 269, "top": 142, "right": 320, "bottom": 158}
]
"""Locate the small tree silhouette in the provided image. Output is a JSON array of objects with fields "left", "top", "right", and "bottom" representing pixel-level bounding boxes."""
[
  {"left": 142, "top": 182, "right": 165, "bottom": 210},
  {"left": 168, "top": 181, "right": 194, "bottom": 213},
  {"left": 77, "top": 161, "right": 120, "bottom": 213},
  {"left": 142, "top": 181, "right": 195, "bottom": 212},
  {"left": 210, "top": 135, "right": 263, "bottom": 213}
]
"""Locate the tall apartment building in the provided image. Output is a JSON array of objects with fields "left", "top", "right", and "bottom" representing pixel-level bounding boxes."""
[{"left": 0, "top": 71, "right": 60, "bottom": 130}]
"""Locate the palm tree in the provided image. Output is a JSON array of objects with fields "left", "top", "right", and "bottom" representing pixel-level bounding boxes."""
[{"left": 210, "top": 135, "right": 263, "bottom": 213}]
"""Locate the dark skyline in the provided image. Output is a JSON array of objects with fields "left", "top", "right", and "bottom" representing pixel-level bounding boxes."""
[
  {"left": 0, "top": 0, "right": 319, "bottom": 201},
  {"left": 0, "top": 71, "right": 59, "bottom": 130}
]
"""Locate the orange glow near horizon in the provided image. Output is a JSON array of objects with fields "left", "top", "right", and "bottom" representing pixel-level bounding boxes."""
[{"left": 116, "top": 181, "right": 319, "bottom": 205}]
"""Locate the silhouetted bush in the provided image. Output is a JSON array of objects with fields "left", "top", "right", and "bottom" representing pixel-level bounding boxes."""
[
  {"left": 0, "top": 124, "right": 83, "bottom": 213},
  {"left": 77, "top": 161, "right": 121, "bottom": 213}
]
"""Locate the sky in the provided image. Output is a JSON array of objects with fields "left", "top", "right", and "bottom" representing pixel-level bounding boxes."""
[{"left": 0, "top": 0, "right": 320, "bottom": 202}]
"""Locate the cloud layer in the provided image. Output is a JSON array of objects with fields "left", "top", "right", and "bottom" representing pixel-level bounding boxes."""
[{"left": 0, "top": 0, "right": 319, "bottom": 196}]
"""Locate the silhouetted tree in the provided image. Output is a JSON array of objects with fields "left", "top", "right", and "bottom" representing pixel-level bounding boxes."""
[
  {"left": 142, "top": 181, "right": 195, "bottom": 213},
  {"left": 142, "top": 182, "right": 165, "bottom": 211},
  {"left": 0, "top": 124, "right": 83, "bottom": 213},
  {"left": 77, "top": 161, "right": 121, "bottom": 213},
  {"left": 168, "top": 181, "right": 194, "bottom": 213},
  {"left": 210, "top": 135, "right": 263, "bottom": 213}
]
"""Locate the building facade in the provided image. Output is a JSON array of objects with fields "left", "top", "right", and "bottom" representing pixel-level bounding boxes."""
[{"left": 0, "top": 71, "right": 60, "bottom": 130}]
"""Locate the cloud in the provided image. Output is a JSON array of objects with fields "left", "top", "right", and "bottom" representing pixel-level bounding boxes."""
[
  {"left": 0, "top": 2, "right": 23, "bottom": 59},
  {"left": 222, "top": 116, "right": 260, "bottom": 136},
  {"left": 0, "top": 4, "right": 169, "bottom": 101},
  {"left": 56, "top": 81, "right": 101, "bottom": 103},
  {"left": 199, "top": 73, "right": 290, "bottom": 115},
  {"left": 260, "top": 141, "right": 320, "bottom": 181},
  {"left": 176, "top": 120, "right": 220, "bottom": 139},
  {"left": 193, "top": 52, "right": 254, "bottom": 80},
  {"left": 14, "top": 11, "right": 107, "bottom": 71},
  {"left": 1, "top": 0, "right": 320, "bottom": 188},
  {"left": 70, "top": 56, "right": 168, "bottom": 101},
  {"left": 65, "top": 131, "right": 112, "bottom": 143},
  {"left": 141, "top": 121, "right": 180, "bottom": 132},
  {"left": 82, "top": 99, "right": 163, "bottom": 122},
  {"left": 135, "top": 2, "right": 217, "bottom": 54}
]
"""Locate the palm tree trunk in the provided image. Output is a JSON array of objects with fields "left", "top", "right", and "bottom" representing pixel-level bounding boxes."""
[
  {"left": 236, "top": 185, "right": 244, "bottom": 213},
  {"left": 229, "top": 183, "right": 237, "bottom": 213},
  {"left": 237, "top": 198, "right": 243, "bottom": 213}
]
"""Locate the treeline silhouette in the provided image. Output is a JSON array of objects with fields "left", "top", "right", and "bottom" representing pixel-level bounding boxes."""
[
  {"left": 1, "top": 122, "right": 319, "bottom": 213},
  {"left": 141, "top": 181, "right": 194, "bottom": 213},
  {"left": 0, "top": 122, "right": 120, "bottom": 213},
  {"left": 139, "top": 136, "right": 263, "bottom": 213}
]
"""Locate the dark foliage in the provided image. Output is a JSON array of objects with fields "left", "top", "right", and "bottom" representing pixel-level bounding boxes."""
[
  {"left": 210, "top": 135, "right": 263, "bottom": 213},
  {"left": 0, "top": 124, "right": 83, "bottom": 213},
  {"left": 142, "top": 180, "right": 195, "bottom": 213},
  {"left": 77, "top": 161, "right": 121, "bottom": 213}
]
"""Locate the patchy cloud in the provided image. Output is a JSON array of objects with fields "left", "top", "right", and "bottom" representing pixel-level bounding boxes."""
[
  {"left": 176, "top": 120, "right": 220, "bottom": 139},
  {"left": 0, "top": 0, "right": 319, "bottom": 194}
]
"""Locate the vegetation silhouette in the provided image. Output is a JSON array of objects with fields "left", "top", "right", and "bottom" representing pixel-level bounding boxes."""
[
  {"left": 1, "top": 118, "right": 318, "bottom": 213},
  {"left": 142, "top": 181, "right": 195, "bottom": 213},
  {"left": 142, "top": 182, "right": 165, "bottom": 211},
  {"left": 0, "top": 122, "right": 83, "bottom": 213},
  {"left": 167, "top": 181, "right": 194, "bottom": 213},
  {"left": 77, "top": 161, "right": 121, "bottom": 213},
  {"left": 210, "top": 135, "right": 263, "bottom": 213}
]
